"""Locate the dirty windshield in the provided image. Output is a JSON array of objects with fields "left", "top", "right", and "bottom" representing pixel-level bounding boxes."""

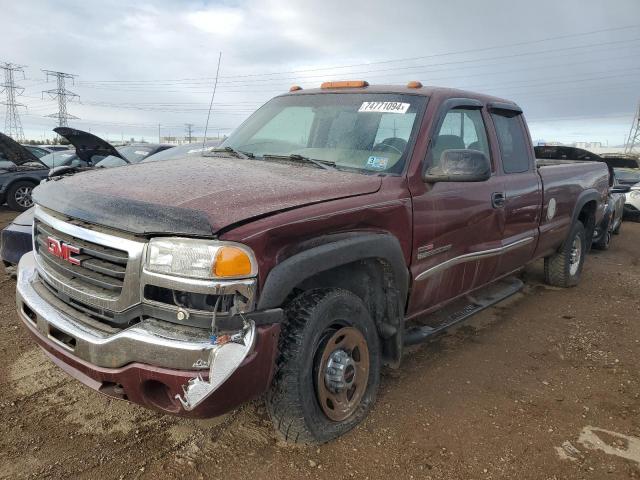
[{"left": 222, "top": 93, "right": 427, "bottom": 174}]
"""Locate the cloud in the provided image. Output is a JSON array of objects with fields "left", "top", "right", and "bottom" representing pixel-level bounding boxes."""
[{"left": 0, "top": 0, "right": 638, "bottom": 144}]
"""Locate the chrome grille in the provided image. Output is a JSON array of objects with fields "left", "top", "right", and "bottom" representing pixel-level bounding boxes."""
[
  {"left": 32, "top": 206, "right": 146, "bottom": 315},
  {"left": 34, "top": 219, "right": 128, "bottom": 294}
]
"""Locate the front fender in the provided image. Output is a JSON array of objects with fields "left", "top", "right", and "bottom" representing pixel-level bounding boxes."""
[{"left": 257, "top": 233, "right": 408, "bottom": 310}]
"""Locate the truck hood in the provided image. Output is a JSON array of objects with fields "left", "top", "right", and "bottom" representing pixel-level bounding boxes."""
[
  {"left": 0, "top": 133, "right": 47, "bottom": 167},
  {"left": 53, "top": 127, "right": 125, "bottom": 163},
  {"left": 33, "top": 156, "right": 382, "bottom": 236}
]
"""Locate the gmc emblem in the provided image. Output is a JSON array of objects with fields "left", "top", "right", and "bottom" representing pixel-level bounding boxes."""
[{"left": 46, "top": 236, "right": 81, "bottom": 266}]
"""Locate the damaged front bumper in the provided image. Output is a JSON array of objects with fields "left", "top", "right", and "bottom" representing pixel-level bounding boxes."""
[{"left": 16, "top": 252, "right": 281, "bottom": 417}]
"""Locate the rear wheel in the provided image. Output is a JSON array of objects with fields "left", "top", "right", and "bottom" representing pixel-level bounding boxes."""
[
  {"left": 6, "top": 181, "right": 36, "bottom": 211},
  {"left": 266, "top": 288, "right": 380, "bottom": 444},
  {"left": 592, "top": 228, "right": 611, "bottom": 251},
  {"left": 544, "top": 220, "right": 586, "bottom": 287}
]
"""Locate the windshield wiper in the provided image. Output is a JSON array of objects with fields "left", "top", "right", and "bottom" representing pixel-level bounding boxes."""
[
  {"left": 262, "top": 153, "right": 336, "bottom": 170},
  {"left": 204, "top": 146, "right": 254, "bottom": 159}
]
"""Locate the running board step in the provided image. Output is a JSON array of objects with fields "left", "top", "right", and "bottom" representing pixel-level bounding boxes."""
[{"left": 404, "top": 276, "right": 523, "bottom": 346}]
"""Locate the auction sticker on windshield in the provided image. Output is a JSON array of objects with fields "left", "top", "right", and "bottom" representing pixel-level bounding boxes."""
[{"left": 358, "top": 102, "right": 410, "bottom": 114}]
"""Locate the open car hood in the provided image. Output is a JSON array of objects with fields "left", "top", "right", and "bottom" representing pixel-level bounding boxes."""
[
  {"left": 33, "top": 156, "right": 382, "bottom": 236},
  {"left": 53, "top": 127, "right": 124, "bottom": 163},
  {"left": 0, "top": 133, "right": 47, "bottom": 167}
]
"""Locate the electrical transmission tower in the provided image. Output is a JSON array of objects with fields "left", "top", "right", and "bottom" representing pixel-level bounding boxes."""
[
  {"left": 42, "top": 70, "right": 79, "bottom": 128},
  {"left": 0, "top": 62, "right": 26, "bottom": 141},
  {"left": 625, "top": 101, "right": 640, "bottom": 155},
  {"left": 185, "top": 123, "right": 194, "bottom": 143}
]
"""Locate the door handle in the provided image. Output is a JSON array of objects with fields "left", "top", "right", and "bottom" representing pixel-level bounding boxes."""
[{"left": 491, "top": 192, "right": 506, "bottom": 208}]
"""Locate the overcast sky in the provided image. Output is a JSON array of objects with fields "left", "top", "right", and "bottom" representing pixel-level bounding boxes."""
[{"left": 1, "top": 0, "right": 639, "bottom": 146}]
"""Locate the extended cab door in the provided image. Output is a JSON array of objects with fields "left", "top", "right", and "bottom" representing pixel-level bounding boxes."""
[
  {"left": 488, "top": 105, "right": 542, "bottom": 276},
  {"left": 407, "top": 99, "right": 505, "bottom": 317}
]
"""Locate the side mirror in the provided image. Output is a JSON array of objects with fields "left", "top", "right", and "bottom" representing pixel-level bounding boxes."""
[
  {"left": 610, "top": 185, "right": 631, "bottom": 194},
  {"left": 424, "top": 149, "right": 491, "bottom": 183}
]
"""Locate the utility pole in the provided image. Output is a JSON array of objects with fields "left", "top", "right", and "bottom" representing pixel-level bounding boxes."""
[
  {"left": 185, "top": 123, "right": 194, "bottom": 143},
  {"left": 158, "top": 123, "right": 161, "bottom": 143},
  {"left": 625, "top": 101, "right": 640, "bottom": 155},
  {"left": 0, "top": 62, "right": 26, "bottom": 141},
  {"left": 42, "top": 70, "right": 79, "bottom": 129}
]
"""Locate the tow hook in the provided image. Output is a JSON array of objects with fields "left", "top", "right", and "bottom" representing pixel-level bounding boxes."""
[{"left": 175, "top": 320, "right": 256, "bottom": 411}]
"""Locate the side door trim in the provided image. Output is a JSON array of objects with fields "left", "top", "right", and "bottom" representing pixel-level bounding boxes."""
[{"left": 414, "top": 236, "right": 534, "bottom": 281}]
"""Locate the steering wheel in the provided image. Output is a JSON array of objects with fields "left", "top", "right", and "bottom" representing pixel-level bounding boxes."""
[{"left": 372, "top": 138, "right": 407, "bottom": 155}]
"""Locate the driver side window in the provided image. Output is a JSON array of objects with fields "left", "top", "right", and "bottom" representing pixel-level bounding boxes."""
[{"left": 430, "top": 108, "right": 490, "bottom": 167}]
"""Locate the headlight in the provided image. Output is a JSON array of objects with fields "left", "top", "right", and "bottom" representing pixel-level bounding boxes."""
[
  {"left": 145, "top": 237, "right": 256, "bottom": 280},
  {"left": 630, "top": 190, "right": 640, "bottom": 199}
]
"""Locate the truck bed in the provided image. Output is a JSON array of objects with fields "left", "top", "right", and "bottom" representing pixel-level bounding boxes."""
[{"left": 535, "top": 159, "right": 609, "bottom": 258}]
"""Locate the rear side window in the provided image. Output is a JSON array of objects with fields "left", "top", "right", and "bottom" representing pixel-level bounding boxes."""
[{"left": 491, "top": 113, "right": 531, "bottom": 174}]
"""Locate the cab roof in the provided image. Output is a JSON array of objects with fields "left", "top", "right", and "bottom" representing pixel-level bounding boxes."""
[{"left": 282, "top": 83, "right": 520, "bottom": 109}]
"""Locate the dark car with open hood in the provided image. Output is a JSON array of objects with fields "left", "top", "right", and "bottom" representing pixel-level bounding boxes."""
[
  {"left": 0, "top": 133, "right": 51, "bottom": 211},
  {"left": 16, "top": 82, "right": 609, "bottom": 445},
  {"left": 0, "top": 128, "right": 174, "bottom": 273}
]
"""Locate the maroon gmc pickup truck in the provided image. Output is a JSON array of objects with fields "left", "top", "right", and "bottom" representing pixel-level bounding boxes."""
[{"left": 16, "top": 81, "right": 609, "bottom": 444}]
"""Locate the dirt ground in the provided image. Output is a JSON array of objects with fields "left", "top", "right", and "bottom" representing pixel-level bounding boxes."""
[{"left": 0, "top": 206, "right": 639, "bottom": 480}]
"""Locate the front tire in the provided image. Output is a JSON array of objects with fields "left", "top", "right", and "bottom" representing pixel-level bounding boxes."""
[
  {"left": 266, "top": 288, "right": 380, "bottom": 444},
  {"left": 544, "top": 220, "right": 586, "bottom": 287},
  {"left": 6, "top": 181, "right": 36, "bottom": 211}
]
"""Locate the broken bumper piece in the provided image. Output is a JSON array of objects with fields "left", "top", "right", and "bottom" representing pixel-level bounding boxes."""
[
  {"left": 16, "top": 252, "right": 281, "bottom": 418},
  {"left": 176, "top": 322, "right": 256, "bottom": 411}
]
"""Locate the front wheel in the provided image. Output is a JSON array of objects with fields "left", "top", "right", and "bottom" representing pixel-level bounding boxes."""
[
  {"left": 266, "top": 288, "right": 380, "bottom": 444},
  {"left": 544, "top": 220, "right": 586, "bottom": 287},
  {"left": 6, "top": 181, "right": 36, "bottom": 211}
]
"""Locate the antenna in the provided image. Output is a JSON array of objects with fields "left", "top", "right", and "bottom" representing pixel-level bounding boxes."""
[
  {"left": 0, "top": 62, "right": 26, "bottom": 141},
  {"left": 202, "top": 52, "right": 222, "bottom": 152}
]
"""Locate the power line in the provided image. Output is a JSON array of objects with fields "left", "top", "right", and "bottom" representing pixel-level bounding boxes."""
[
  {"left": 79, "top": 24, "right": 640, "bottom": 84},
  {"left": 0, "top": 62, "right": 26, "bottom": 141},
  {"left": 42, "top": 70, "right": 80, "bottom": 128}
]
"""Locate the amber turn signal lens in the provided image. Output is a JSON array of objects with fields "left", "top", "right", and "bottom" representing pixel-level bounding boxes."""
[
  {"left": 320, "top": 80, "right": 369, "bottom": 89},
  {"left": 214, "top": 246, "right": 252, "bottom": 277},
  {"left": 406, "top": 81, "right": 423, "bottom": 88}
]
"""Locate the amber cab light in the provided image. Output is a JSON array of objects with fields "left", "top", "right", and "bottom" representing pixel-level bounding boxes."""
[
  {"left": 289, "top": 85, "right": 303, "bottom": 92},
  {"left": 406, "top": 81, "right": 423, "bottom": 88},
  {"left": 320, "top": 80, "right": 369, "bottom": 89},
  {"left": 214, "top": 246, "right": 253, "bottom": 277}
]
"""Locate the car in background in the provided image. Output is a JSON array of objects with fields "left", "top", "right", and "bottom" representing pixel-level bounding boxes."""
[
  {"left": 1, "top": 130, "right": 175, "bottom": 273},
  {"left": 0, "top": 133, "right": 51, "bottom": 211},
  {"left": 22, "top": 145, "right": 55, "bottom": 158},
  {"left": 141, "top": 139, "right": 222, "bottom": 163},
  {"left": 37, "top": 145, "right": 71, "bottom": 152},
  {"left": 534, "top": 146, "right": 629, "bottom": 249},
  {"left": 620, "top": 173, "right": 640, "bottom": 221}
]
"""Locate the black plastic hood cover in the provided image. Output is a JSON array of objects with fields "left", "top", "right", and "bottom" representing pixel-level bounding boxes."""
[
  {"left": 0, "top": 133, "right": 45, "bottom": 166},
  {"left": 54, "top": 127, "right": 124, "bottom": 163}
]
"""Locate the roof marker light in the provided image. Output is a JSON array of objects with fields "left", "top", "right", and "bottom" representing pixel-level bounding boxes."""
[
  {"left": 320, "top": 80, "right": 369, "bottom": 89},
  {"left": 407, "top": 81, "right": 423, "bottom": 88},
  {"left": 289, "top": 85, "right": 303, "bottom": 92}
]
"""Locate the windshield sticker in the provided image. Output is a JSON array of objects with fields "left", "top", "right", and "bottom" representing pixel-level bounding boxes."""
[
  {"left": 358, "top": 102, "right": 410, "bottom": 114},
  {"left": 135, "top": 151, "right": 150, "bottom": 156},
  {"left": 366, "top": 156, "right": 389, "bottom": 171}
]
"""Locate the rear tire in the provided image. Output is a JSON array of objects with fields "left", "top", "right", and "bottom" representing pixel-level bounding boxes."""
[
  {"left": 592, "top": 229, "right": 611, "bottom": 251},
  {"left": 6, "top": 181, "right": 36, "bottom": 212},
  {"left": 266, "top": 288, "right": 380, "bottom": 444},
  {"left": 544, "top": 220, "right": 586, "bottom": 287}
]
